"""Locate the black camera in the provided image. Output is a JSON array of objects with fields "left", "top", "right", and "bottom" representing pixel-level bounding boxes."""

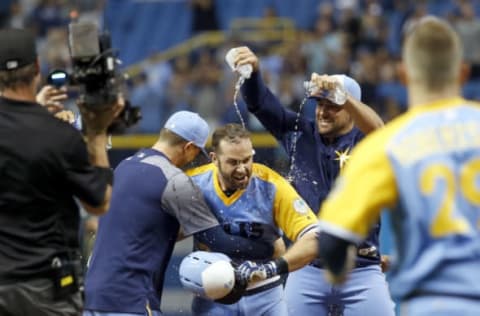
[{"left": 48, "top": 22, "right": 141, "bottom": 134}]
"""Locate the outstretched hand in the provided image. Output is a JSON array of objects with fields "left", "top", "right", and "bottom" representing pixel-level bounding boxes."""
[{"left": 36, "top": 85, "right": 68, "bottom": 112}]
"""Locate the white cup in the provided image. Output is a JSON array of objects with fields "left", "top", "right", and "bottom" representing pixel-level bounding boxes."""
[{"left": 225, "top": 48, "right": 252, "bottom": 79}]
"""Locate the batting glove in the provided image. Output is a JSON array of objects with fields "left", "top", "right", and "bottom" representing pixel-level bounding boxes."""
[{"left": 237, "top": 258, "right": 288, "bottom": 283}]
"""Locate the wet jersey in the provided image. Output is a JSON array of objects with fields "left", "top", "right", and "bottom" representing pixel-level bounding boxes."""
[
  {"left": 187, "top": 162, "right": 318, "bottom": 260},
  {"left": 241, "top": 72, "right": 380, "bottom": 265}
]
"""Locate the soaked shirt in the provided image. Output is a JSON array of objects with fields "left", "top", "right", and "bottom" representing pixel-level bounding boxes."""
[{"left": 187, "top": 163, "right": 318, "bottom": 260}]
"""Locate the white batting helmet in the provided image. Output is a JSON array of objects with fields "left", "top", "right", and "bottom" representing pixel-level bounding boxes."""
[{"left": 179, "top": 251, "right": 246, "bottom": 304}]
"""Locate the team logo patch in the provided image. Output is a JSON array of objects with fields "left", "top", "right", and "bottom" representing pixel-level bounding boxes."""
[
  {"left": 293, "top": 198, "right": 309, "bottom": 215},
  {"left": 334, "top": 147, "right": 351, "bottom": 169}
]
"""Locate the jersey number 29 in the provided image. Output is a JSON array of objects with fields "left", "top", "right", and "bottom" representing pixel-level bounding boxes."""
[{"left": 420, "top": 158, "right": 480, "bottom": 237}]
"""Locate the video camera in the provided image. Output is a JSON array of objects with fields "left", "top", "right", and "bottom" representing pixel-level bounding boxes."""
[{"left": 48, "top": 22, "right": 141, "bottom": 134}]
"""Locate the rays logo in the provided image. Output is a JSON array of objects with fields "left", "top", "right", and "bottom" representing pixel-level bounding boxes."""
[
  {"left": 334, "top": 147, "right": 351, "bottom": 169},
  {"left": 293, "top": 198, "right": 309, "bottom": 215}
]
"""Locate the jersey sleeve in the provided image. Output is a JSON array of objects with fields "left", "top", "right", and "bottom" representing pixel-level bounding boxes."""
[
  {"left": 162, "top": 172, "right": 219, "bottom": 236},
  {"left": 318, "top": 130, "right": 398, "bottom": 243},
  {"left": 270, "top": 171, "right": 318, "bottom": 241},
  {"left": 241, "top": 71, "right": 307, "bottom": 140},
  {"left": 63, "top": 130, "right": 109, "bottom": 206}
]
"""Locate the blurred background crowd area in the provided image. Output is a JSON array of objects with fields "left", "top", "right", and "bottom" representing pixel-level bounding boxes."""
[{"left": 2, "top": 0, "right": 480, "bottom": 133}]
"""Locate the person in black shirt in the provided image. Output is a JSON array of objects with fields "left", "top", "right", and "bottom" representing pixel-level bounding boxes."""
[{"left": 0, "top": 28, "right": 122, "bottom": 316}]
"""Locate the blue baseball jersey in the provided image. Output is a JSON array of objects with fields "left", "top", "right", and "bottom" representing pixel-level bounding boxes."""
[
  {"left": 188, "top": 163, "right": 317, "bottom": 316},
  {"left": 319, "top": 97, "right": 480, "bottom": 302},
  {"left": 241, "top": 72, "right": 380, "bottom": 265},
  {"left": 84, "top": 148, "right": 218, "bottom": 314},
  {"left": 187, "top": 163, "right": 318, "bottom": 260}
]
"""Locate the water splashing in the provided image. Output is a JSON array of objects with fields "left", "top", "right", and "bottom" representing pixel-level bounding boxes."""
[
  {"left": 286, "top": 92, "right": 310, "bottom": 183},
  {"left": 232, "top": 76, "right": 247, "bottom": 128}
]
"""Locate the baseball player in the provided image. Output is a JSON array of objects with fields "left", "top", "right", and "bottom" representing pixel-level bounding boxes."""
[
  {"left": 238, "top": 16, "right": 480, "bottom": 316},
  {"left": 231, "top": 47, "right": 394, "bottom": 315},
  {"left": 186, "top": 123, "right": 318, "bottom": 316},
  {"left": 316, "top": 17, "right": 480, "bottom": 315}
]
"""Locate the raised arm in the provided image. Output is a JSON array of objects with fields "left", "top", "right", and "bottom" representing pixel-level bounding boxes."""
[
  {"left": 310, "top": 73, "right": 384, "bottom": 134},
  {"left": 77, "top": 96, "right": 124, "bottom": 215},
  {"left": 343, "top": 96, "right": 384, "bottom": 134},
  {"left": 235, "top": 47, "right": 304, "bottom": 139}
]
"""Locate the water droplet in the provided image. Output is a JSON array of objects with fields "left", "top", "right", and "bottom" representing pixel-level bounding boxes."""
[
  {"left": 233, "top": 76, "right": 247, "bottom": 128},
  {"left": 287, "top": 95, "right": 309, "bottom": 182}
]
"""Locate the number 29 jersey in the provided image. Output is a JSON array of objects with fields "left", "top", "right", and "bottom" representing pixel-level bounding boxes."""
[{"left": 319, "top": 97, "right": 480, "bottom": 301}]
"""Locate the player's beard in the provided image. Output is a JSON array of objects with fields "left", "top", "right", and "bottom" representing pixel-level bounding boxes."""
[{"left": 217, "top": 160, "right": 251, "bottom": 191}]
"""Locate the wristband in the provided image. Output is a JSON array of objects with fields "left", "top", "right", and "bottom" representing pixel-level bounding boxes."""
[
  {"left": 273, "top": 257, "right": 289, "bottom": 275},
  {"left": 97, "top": 167, "right": 114, "bottom": 185}
]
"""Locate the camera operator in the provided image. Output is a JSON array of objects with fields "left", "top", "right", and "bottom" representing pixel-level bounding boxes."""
[{"left": 0, "top": 28, "right": 123, "bottom": 316}]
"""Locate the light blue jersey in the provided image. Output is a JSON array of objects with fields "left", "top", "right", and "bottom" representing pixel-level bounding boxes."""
[
  {"left": 187, "top": 163, "right": 317, "bottom": 316},
  {"left": 187, "top": 163, "right": 317, "bottom": 255},
  {"left": 386, "top": 101, "right": 480, "bottom": 300},
  {"left": 319, "top": 98, "right": 480, "bottom": 311}
]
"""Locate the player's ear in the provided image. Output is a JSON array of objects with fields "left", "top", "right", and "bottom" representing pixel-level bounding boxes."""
[
  {"left": 459, "top": 62, "right": 470, "bottom": 85},
  {"left": 210, "top": 151, "right": 217, "bottom": 162},
  {"left": 397, "top": 62, "right": 407, "bottom": 86},
  {"left": 183, "top": 141, "right": 194, "bottom": 153}
]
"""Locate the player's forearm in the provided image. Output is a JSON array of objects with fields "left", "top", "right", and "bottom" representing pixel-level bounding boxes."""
[
  {"left": 236, "top": 230, "right": 319, "bottom": 282},
  {"left": 241, "top": 70, "right": 268, "bottom": 112},
  {"left": 343, "top": 96, "right": 384, "bottom": 134},
  {"left": 241, "top": 72, "right": 297, "bottom": 138},
  {"left": 282, "top": 229, "right": 319, "bottom": 271},
  {"left": 81, "top": 184, "right": 112, "bottom": 216},
  {"left": 85, "top": 133, "right": 110, "bottom": 168},
  {"left": 272, "top": 237, "right": 286, "bottom": 258}
]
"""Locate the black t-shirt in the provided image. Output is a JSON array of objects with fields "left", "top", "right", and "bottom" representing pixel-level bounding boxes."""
[{"left": 0, "top": 96, "right": 109, "bottom": 282}]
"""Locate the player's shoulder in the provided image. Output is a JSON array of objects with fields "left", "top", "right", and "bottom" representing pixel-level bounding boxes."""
[
  {"left": 252, "top": 163, "right": 286, "bottom": 184},
  {"left": 129, "top": 150, "right": 183, "bottom": 179},
  {"left": 186, "top": 163, "right": 215, "bottom": 177}
]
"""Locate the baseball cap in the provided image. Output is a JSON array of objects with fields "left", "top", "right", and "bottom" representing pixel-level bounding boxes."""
[
  {"left": 0, "top": 29, "right": 37, "bottom": 71},
  {"left": 164, "top": 111, "right": 210, "bottom": 155},
  {"left": 308, "top": 74, "right": 362, "bottom": 103}
]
